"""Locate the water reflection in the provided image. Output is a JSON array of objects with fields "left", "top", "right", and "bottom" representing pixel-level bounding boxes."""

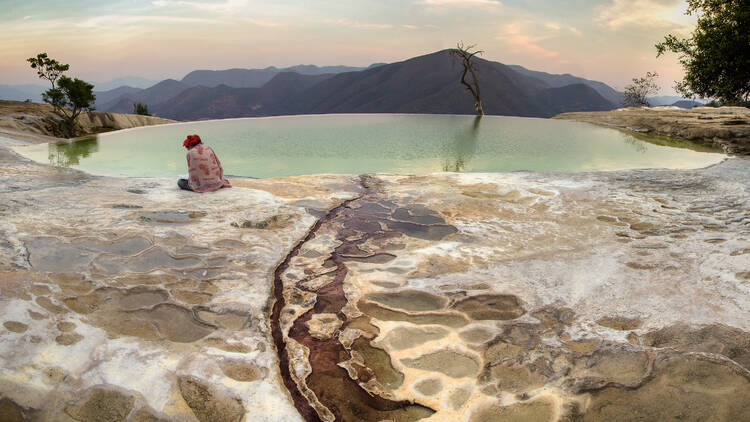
[
  {"left": 12, "top": 115, "right": 723, "bottom": 178},
  {"left": 443, "top": 116, "right": 481, "bottom": 172},
  {"left": 48, "top": 136, "right": 99, "bottom": 167},
  {"left": 623, "top": 134, "right": 648, "bottom": 154},
  {"left": 621, "top": 130, "right": 722, "bottom": 154}
]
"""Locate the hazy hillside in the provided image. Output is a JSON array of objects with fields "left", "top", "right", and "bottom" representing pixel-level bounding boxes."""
[
  {"left": 670, "top": 100, "right": 702, "bottom": 109},
  {"left": 152, "top": 85, "right": 264, "bottom": 120},
  {"left": 151, "top": 50, "right": 616, "bottom": 120},
  {"left": 534, "top": 83, "right": 615, "bottom": 115},
  {"left": 2, "top": 58, "right": 631, "bottom": 118},
  {"left": 92, "top": 76, "right": 159, "bottom": 91},
  {"left": 649, "top": 95, "right": 707, "bottom": 106},
  {"left": 2, "top": 78, "right": 157, "bottom": 104},
  {"left": 94, "top": 86, "right": 144, "bottom": 109},
  {"left": 181, "top": 64, "right": 368, "bottom": 88},
  {"left": 259, "top": 72, "right": 336, "bottom": 108},
  {"left": 0, "top": 84, "right": 46, "bottom": 102},
  {"left": 98, "top": 79, "right": 189, "bottom": 113},
  {"left": 181, "top": 67, "right": 281, "bottom": 89},
  {"left": 291, "top": 50, "right": 550, "bottom": 116},
  {"left": 151, "top": 72, "right": 336, "bottom": 120},
  {"left": 508, "top": 65, "right": 623, "bottom": 105}
]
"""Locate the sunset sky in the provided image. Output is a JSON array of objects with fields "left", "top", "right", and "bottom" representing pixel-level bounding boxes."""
[{"left": 1, "top": 0, "right": 696, "bottom": 94}]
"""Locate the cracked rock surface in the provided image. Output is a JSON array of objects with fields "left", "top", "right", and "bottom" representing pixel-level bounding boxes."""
[{"left": 1, "top": 135, "right": 750, "bottom": 421}]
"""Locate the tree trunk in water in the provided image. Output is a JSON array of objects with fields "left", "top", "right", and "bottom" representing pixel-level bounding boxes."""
[
  {"left": 459, "top": 63, "right": 484, "bottom": 116},
  {"left": 453, "top": 44, "right": 485, "bottom": 116}
]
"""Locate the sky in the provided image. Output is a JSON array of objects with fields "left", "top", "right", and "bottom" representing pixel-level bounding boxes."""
[{"left": 0, "top": 0, "right": 697, "bottom": 94}]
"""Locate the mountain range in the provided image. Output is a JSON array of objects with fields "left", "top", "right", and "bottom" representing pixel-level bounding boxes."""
[
  {"left": 1, "top": 51, "right": 702, "bottom": 119},
  {"left": 0, "top": 77, "right": 160, "bottom": 103},
  {"left": 506, "top": 65, "right": 623, "bottom": 105},
  {"left": 93, "top": 51, "right": 620, "bottom": 120},
  {"left": 180, "top": 64, "right": 382, "bottom": 88}
]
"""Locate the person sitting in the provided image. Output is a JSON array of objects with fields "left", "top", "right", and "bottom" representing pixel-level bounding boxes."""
[{"left": 178, "top": 134, "right": 231, "bottom": 192}]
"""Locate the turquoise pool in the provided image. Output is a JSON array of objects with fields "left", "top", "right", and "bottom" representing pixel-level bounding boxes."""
[{"left": 14, "top": 114, "right": 725, "bottom": 178}]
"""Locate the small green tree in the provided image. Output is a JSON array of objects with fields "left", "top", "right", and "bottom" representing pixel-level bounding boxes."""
[
  {"left": 27, "top": 53, "right": 69, "bottom": 90},
  {"left": 623, "top": 72, "right": 661, "bottom": 107},
  {"left": 656, "top": 0, "right": 750, "bottom": 104},
  {"left": 27, "top": 52, "right": 96, "bottom": 137},
  {"left": 133, "top": 102, "right": 151, "bottom": 116},
  {"left": 42, "top": 77, "right": 96, "bottom": 136}
]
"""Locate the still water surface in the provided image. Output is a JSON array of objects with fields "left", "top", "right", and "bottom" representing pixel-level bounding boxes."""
[{"left": 15, "top": 114, "right": 725, "bottom": 178}]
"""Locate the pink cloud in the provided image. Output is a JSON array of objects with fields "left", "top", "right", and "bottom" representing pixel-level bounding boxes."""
[{"left": 495, "top": 34, "right": 559, "bottom": 58}]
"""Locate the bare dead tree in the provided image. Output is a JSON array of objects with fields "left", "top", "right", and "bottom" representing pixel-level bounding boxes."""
[{"left": 450, "top": 42, "right": 484, "bottom": 116}]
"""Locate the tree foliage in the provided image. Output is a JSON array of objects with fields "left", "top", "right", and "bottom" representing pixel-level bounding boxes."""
[
  {"left": 27, "top": 53, "right": 69, "bottom": 89},
  {"left": 623, "top": 72, "right": 661, "bottom": 107},
  {"left": 450, "top": 43, "right": 485, "bottom": 116},
  {"left": 27, "top": 53, "right": 96, "bottom": 137},
  {"left": 133, "top": 102, "right": 151, "bottom": 116},
  {"left": 656, "top": 0, "right": 750, "bottom": 104}
]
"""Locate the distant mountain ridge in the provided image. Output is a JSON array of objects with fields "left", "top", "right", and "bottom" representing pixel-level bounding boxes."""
[
  {"left": 95, "top": 79, "right": 190, "bottom": 113},
  {"left": 650, "top": 95, "right": 708, "bottom": 106},
  {"left": 93, "top": 76, "right": 160, "bottom": 91},
  {"left": 507, "top": 65, "right": 624, "bottom": 105},
  {"left": 670, "top": 100, "right": 702, "bottom": 109},
  {"left": 180, "top": 64, "right": 376, "bottom": 88},
  {"left": 144, "top": 50, "right": 616, "bottom": 120},
  {"left": 91, "top": 63, "right": 374, "bottom": 110},
  {"left": 0, "top": 84, "right": 46, "bottom": 102},
  {"left": 6, "top": 52, "right": 658, "bottom": 119},
  {"left": 1, "top": 77, "right": 159, "bottom": 103}
]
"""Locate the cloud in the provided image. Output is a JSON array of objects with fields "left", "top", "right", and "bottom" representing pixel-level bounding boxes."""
[
  {"left": 151, "top": 0, "right": 249, "bottom": 14},
  {"left": 327, "top": 18, "right": 393, "bottom": 30},
  {"left": 495, "top": 21, "right": 560, "bottom": 59},
  {"left": 596, "top": 0, "right": 688, "bottom": 29},
  {"left": 496, "top": 34, "right": 558, "bottom": 58},
  {"left": 543, "top": 22, "right": 581, "bottom": 37},
  {"left": 240, "top": 17, "right": 282, "bottom": 28},
  {"left": 419, "top": 0, "right": 502, "bottom": 6},
  {"left": 76, "top": 14, "right": 215, "bottom": 29},
  {"left": 149, "top": 1, "right": 281, "bottom": 27}
]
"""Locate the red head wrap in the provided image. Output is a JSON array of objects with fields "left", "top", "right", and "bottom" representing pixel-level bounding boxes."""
[{"left": 183, "top": 134, "right": 201, "bottom": 148}]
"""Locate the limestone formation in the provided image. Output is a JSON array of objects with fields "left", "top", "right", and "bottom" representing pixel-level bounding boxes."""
[
  {"left": 0, "top": 99, "right": 173, "bottom": 140},
  {"left": 178, "top": 376, "right": 245, "bottom": 422},
  {"left": 554, "top": 106, "right": 750, "bottom": 155},
  {"left": 1, "top": 126, "right": 749, "bottom": 421}
]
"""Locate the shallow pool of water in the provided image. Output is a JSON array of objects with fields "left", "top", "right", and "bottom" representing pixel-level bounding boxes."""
[{"left": 14, "top": 114, "right": 725, "bottom": 178}]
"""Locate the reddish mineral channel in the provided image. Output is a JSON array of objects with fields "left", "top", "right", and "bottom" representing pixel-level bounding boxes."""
[{"left": 270, "top": 176, "right": 456, "bottom": 421}]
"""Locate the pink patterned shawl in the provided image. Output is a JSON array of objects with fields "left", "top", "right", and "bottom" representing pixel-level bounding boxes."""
[{"left": 186, "top": 144, "right": 232, "bottom": 193}]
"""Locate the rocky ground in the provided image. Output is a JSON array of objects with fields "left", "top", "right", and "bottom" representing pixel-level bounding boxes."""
[
  {"left": 1, "top": 122, "right": 750, "bottom": 421},
  {"left": 0, "top": 100, "right": 173, "bottom": 143},
  {"left": 554, "top": 106, "right": 750, "bottom": 155}
]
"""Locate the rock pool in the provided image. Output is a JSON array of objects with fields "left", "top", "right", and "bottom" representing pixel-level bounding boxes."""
[{"left": 14, "top": 114, "right": 724, "bottom": 178}]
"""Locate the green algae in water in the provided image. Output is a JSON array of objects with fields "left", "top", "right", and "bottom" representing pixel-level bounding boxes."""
[
  {"left": 47, "top": 136, "right": 99, "bottom": 167},
  {"left": 15, "top": 114, "right": 725, "bottom": 178}
]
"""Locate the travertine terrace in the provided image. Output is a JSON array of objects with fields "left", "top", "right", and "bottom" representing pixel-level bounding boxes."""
[
  {"left": 555, "top": 106, "right": 750, "bottom": 155},
  {"left": 1, "top": 131, "right": 750, "bottom": 421}
]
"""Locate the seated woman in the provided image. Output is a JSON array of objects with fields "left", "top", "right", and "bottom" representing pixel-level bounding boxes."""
[{"left": 178, "top": 134, "right": 232, "bottom": 192}]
